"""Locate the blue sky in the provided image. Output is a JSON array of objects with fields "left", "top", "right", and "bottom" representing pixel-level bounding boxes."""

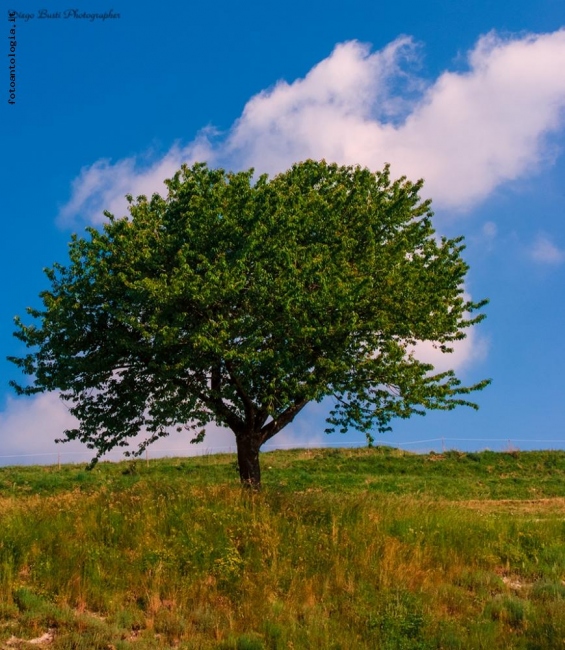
[{"left": 1, "top": 0, "right": 564, "bottom": 464}]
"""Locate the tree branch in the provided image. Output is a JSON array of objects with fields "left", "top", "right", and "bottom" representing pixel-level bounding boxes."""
[
  {"left": 224, "top": 359, "right": 257, "bottom": 429},
  {"left": 260, "top": 399, "right": 309, "bottom": 444},
  {"left": 196, "top": 388, "right": 245, "bottom": 434}
]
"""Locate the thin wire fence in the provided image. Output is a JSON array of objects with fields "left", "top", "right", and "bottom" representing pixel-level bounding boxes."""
[{"left": 1, "top": 437, "right": 565, "bottom": 467}]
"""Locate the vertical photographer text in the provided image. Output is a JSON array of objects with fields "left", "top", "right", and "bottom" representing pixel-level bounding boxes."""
[{"left": 8, "top": 11, "right": 16, "bottom": 104}]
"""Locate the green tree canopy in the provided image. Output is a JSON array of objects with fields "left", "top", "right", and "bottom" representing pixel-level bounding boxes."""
[{"left": 10, "top": 160, "right": 489, "bottom": 485}]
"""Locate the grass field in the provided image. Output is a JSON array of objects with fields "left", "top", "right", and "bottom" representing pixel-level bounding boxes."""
[{"left": 2, "top": 447, "right": 565, "bottom": 648}]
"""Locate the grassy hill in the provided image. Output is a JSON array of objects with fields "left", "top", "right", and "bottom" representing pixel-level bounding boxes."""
[{"left": 2, "top": 447, "right": 565, "bottom": 649}]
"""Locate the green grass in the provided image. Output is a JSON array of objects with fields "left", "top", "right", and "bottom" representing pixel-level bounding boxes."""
[{"left": 2, "top": 447, "right": 565, "bottom": 648}]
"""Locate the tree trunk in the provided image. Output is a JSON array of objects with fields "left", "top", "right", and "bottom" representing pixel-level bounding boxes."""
[{"left": 236, "top": 433, "right": 261, "bottom": 488}]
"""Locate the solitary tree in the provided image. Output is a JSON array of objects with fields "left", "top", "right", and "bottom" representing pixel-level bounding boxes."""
[{"left": 10, "top": 160, "right": 489, "bottom": 486}]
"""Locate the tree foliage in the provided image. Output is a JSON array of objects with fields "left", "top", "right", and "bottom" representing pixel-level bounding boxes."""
[{"left": 10, "top": 160, "right": 489, "bottom": 485}]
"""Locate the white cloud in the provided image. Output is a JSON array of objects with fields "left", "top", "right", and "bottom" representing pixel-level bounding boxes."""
[
  {"left": 530, "top": 232, "right": 565, "bottom": 264},
  {"left": 411, "top": 327, "right": 490, "bottom": 375},
  {"left": 59, "top": 29, "right": 565, "bottom": 227},
  {"left": 0, "top": 392, "right": 238, "bottom": 466},
  {"left": 222, "top": 37, "right": 421, "bottom": 172},
  {"left": 57, "top": 137, "right": 215, "bottom": 227},
  {"left": 0, "top": 393, "right": 82, "bottom": 465},
  {"left": 223, "top": 30, "right": 565, "bottom": 210}
]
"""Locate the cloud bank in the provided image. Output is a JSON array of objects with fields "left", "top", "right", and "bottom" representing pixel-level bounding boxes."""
[
  {"left": 59, "top": 29, "right": 565, "bottom": 227},
  {"left": 0, "top": 393, "right": 237, "bottom": 466}
]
